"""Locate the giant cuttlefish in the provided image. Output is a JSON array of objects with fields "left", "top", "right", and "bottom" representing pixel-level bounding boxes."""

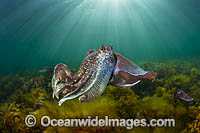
[{"left": 52, "top": 45, "right": 157, "bottom": 106}]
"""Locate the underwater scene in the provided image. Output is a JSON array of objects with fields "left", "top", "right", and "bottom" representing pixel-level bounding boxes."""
[{"left": 0, "top": 0, "right": 200, "bottom": 132}]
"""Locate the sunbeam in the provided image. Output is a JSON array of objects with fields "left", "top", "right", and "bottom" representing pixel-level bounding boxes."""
[{"left": 0, "top": 0, "right": 200, "bottom": 72}]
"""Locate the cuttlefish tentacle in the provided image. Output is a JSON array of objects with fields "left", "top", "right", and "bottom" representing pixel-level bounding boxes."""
[{"left": 58, "top": 46, "right": 115, "bottom": 105}]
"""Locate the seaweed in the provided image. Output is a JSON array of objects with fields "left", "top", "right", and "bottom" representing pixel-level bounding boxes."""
[
  {"left": 104, "top": 85, "right": 140, "bottom": 119},
  {"left": 0, "top": 58, "right": 199, "bottom": 132},
  {"left": 184, "top": 107, "right": 200, "bottom": 133}
]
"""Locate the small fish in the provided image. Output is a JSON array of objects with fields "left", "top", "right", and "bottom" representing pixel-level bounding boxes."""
[
  {"left": 175, "top": 89, "right": 194, "bottom": 104},
  {"left": 39, "top": 66, "right": 54, "bottom": 73}
]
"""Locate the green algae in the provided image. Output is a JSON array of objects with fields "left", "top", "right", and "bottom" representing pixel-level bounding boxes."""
[{"left": 0, "top": 59, "right": 199, "bottom": 132}]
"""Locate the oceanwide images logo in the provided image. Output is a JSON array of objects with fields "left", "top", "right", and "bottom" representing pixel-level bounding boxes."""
[{"left": 25, "top": 115, "right": 175, "bottom": 129}]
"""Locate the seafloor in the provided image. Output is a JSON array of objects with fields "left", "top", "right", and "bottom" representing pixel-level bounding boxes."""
[{"left": 0, "top": 57, "right": 200, "bottom": 132}]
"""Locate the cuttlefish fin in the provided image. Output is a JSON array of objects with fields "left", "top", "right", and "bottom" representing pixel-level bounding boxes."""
[
  {"left": 114, "top": 71, "right": 141, "bottom": 87},
  {"left": 114, "top": 71, "right": 157, "bottom": 87},
  {"left": 139, "top": 71, "right": 157, "bottom": 82}
]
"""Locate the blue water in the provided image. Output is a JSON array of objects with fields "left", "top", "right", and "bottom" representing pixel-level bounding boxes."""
[{"left": 0, "top": 0, "right": 200, "bottom": 74}]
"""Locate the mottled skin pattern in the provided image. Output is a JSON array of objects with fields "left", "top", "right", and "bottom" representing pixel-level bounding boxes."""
[
  {"left": 52, "top": 45, "right": 115, "bottom": 105},
  {"left": 52, "top": 45, "right": 157, "bottom": 106},
  {"left": 79, "top": 47, "right": 115, "bottom": 102},
  {"left": 52, "top": 50, "right": 97, "bottom": 98},
  {"left": 54, "top": 50, "right": 96, "bottom": 83},
  {"left": 58, "top": 46, "right": 115, "bottom": 105}
]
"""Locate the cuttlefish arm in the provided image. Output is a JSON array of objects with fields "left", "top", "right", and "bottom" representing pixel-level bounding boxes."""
[
  {"left": 109, "top": 53, "right": 157, "bottom": 87},
  {"left": 52, "top": 50, "right": 97, "bottom": 99},
  {"left": 54, "top": 50, "right": 97, "bottom": 83},
  {"left": 55, "top": 65, "right": 94, "bottom": 100},
  {"left": 58, "top": 46, "right": 115, "bottom": 105}
]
